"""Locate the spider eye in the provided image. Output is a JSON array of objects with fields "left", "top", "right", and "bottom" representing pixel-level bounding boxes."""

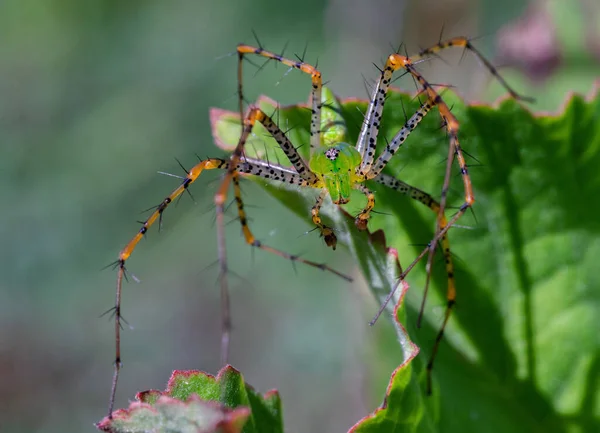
[{"left": 309, "top": 143, "right": 361, "bottom": 175}]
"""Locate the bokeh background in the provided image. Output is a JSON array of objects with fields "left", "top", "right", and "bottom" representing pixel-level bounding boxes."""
[{"left": 1, "top": 0, "right": 598, "bottom": 432}]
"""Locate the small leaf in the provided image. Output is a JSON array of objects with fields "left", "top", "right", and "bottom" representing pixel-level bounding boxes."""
[
  {"left": 97, "top": 365, "right": 283, "bottom": 433},
  {"left": 96, "top": 395, "right": 250, "bottom": 433}
]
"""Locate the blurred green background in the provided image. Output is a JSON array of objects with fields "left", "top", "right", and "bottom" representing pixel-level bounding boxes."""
[{"left": 1, "top": 0, "right": 597, "bottom": 432}]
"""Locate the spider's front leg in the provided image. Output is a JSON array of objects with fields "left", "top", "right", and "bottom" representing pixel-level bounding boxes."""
[
  {"left": 353, "top": 184, "right": 375, "bottom": 231},
  {"left": 311, "top": 189, "right": 338, "bottom": 250}
]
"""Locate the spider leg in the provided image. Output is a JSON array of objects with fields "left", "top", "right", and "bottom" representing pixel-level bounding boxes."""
[
  {"left": 412, "top": 36, "right": 534, "bottom": 103},
  {"left": 311, "top": 189, "right": 337, "bottom": 249},
  {"left": 254, "top": 111, "right": 318, "bottom": 182},
  {"left": 237, "top": 44, "right": 324, "bottom": 155},
  {"left": 373, "top": 173, "right": 455, "bottom": 395},
  {"left": 108, "top": 157, "right": 228, "bottom": 417}
]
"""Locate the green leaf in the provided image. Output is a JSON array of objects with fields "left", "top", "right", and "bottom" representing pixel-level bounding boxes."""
[
  {"left": 96, "top": 396, "right": 250, "bottom": 433},
  {"left": 210, "top": 83, "right": 600, "bottom": 432},
  {"left": 97, "top": 366, "right": 283, "bottom": 433},
  {"left": 349, "top": 278, "right": 428, "bottom": 433}
]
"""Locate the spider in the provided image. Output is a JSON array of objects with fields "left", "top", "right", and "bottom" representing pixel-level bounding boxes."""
[{"left": 105, "top": 35, "right": 531, "bottom": 417}]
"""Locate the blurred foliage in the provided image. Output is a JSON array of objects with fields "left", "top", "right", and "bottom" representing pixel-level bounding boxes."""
[{"left": 0, "top": 0, "right": 597, "bottom": 432}]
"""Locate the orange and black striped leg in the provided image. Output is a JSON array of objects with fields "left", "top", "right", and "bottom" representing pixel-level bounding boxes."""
[
  {"left": 353, "top": 184, "right": 375, "bottom": 231},
  {"left": 412, "top": 36, "right": 534, "bottom": 103},
  {"left": 107, "top": 157, "right": 230, "bottom": 418},
  {"left": 311, "top": 189, "right": 337, "bottom": 250},
  {"left": 237, "top": 44, "right": 323, "bottom": 154},
  {"left": 368, "top": 53, "right": 472, "bottom": 318},
  {"left": 373, "top": 173, "right": 455, "bottom": 394}
]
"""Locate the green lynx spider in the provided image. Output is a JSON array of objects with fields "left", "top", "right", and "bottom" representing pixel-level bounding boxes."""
[{"left": 107, "top": 36, "right": 531, "bottom": 416}]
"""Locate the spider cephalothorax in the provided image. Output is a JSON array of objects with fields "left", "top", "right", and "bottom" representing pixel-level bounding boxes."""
[{"left": 309, "top": 143, "right": 361, "bottom": 205}]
